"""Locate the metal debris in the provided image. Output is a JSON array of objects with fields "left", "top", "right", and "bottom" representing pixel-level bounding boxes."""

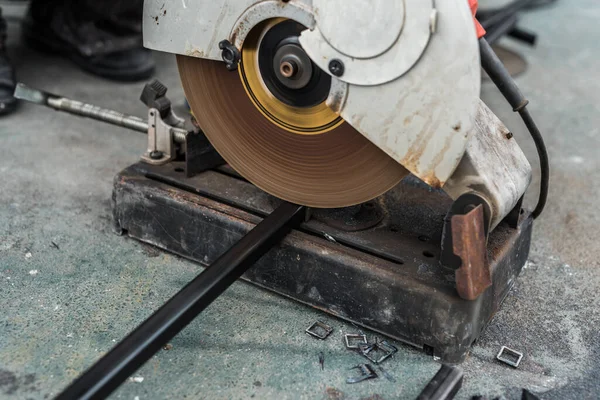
[
  {"left": 162, "top": 343, "right": 173, "bottom": 351},
  {"left": 521, "top": 389, "right": 540, "bottom": 400},
  {"left": 496, "top": 346, "right": 523, "bottom": 368},
  {"left": 305, "top": 321, "right": 333, "bottom": 340},
  {"left": 377, "top": 365, "right": 396, "bottom": 382},
  {"left": 318, "top": 352, "right": 325, "bottom": 371},
  {"left": 323, "top": 233, "right": 337, "bottom": 243},
  {"left": 344, "top": 333, "right": 367, "bottom": 349},
  {"left": 358, "top": 339, "right": 398, "bottom": 364},
  {"left": 51, "top": 241, "right": 60, "bottom": 250},
  {"left": 346, "top": 364, "right": 377, "bottom": 384}
]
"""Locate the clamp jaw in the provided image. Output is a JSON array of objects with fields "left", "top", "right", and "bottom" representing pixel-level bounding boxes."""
[{"left": 139, "top": 80, "right": 188, "bottom": 166}]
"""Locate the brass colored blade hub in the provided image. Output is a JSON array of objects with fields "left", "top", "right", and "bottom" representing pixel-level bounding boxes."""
[
  {"left": 177, "top": 19, "right": 409, "bottom": 208},
  {"left": 238, "top": 19, "right": 343, "bottom": 135}
]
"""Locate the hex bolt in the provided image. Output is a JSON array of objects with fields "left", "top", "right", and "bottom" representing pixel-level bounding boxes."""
[
  {"left": 150, "top": 150, "right": 163, "bottom": 160},
  {"left": 328, "top": 59, "right": 345, "bottom": 77}
]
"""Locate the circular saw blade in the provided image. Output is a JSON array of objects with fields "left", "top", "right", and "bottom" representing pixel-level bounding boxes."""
[{"left": 177, "top": 55, "right": 408, "bottom": 208}]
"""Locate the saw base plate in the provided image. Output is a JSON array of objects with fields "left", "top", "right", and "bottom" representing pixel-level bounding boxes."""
[{"left": 112, "top": 162, "right": 532, "bottom": 363}]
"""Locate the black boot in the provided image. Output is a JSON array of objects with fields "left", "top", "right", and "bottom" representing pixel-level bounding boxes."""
[
  {"left": 0, "top": 7, "right": 17, "bottom": 116},
  {"left": 23, "top": 0, "right": 155, "bottom": 82}
]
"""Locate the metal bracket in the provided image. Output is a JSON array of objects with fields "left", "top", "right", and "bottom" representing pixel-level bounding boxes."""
[
  {"left": 344, "top": 333, "right": 367, "bottom": 349},
  {"left": 442, "top": 101, "right": 532, "bottom": 231},
  {"left": 496, "top": 346, "right": 523, "bottom": 368},
  {"left": 346, "top": 364, "right": 377, "bottom": 384},
  {"left": 184, "top": 130, "right": 226, "bottom": 178},
  {"left": 305, "top": 321, "right": 333, "bottom": 340},
  {"left": 358, "top": 339, "right": 398, "bottom": 364},
  {"left": 140, "top": 108, "right": 188, "bottom": 166},
  {"left": 444, "top": 203, "right": 492, "bottom": 301}
]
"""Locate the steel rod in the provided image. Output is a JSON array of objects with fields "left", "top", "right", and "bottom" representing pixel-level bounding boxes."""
[
  {"left": 417, "top": 365, "right": 464, "bottom": 400},
  {"left": 14, "top": 83, "right": 149, "bottom": 133},
  {"left": 46, "top": 97, "right": 149, "bottom": 133},
  {"left": 56, "top": 201, "right": 306, "bottom": 400},
  {"left": 479, "top": 0, "right": 537, "bottom": 30},
  {"left": 484, "top": 14, "right": 518, "bottom": 45}
]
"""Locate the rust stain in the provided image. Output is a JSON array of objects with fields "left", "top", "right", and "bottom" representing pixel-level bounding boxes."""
[
  {"left": 564, "top": 211, "right": 577, "bottom": 226},
  {"left": 423, "top": 133, "right": 454, "bottom": 187},
  {"left": 351, "top": 114, "right": 365, "bottom": 128},
  {"left": 399, "top": 112, "right": 437, "bottom": 179},
  {"left": 326, "top": 387, "right": 345, "bottom": 400},
  {"left": 186, "top": 48, "right": 207, "bottom": 58},
  {"left": 327, "top": 90, "right": 346, "bottom": 113},
  {"left": 452, "top": 205, "right": 491, "bottom": 300}
]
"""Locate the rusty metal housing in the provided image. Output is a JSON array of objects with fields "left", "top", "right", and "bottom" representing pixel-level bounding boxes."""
[{"left": 113, "top": 162, "right": 532, "bottom": 363}]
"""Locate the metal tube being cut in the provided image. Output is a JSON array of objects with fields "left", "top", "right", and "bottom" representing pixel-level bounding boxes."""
[
  {"left": 14, "top": 83, "right": 149, "bottom": 133},
  {"left": 55, "top": 201, "right": 306, "bottom": 400}
]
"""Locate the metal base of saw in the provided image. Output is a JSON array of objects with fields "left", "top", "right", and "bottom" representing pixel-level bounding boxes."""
[{"left": 112, "top": 162, "right": 532, "bottom": 363}]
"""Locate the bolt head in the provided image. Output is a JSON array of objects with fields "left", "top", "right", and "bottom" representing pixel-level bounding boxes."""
[
  {"left": 149, "top": 150, "right": 163, "bottom": 160},
  {"left": 328, "top": 59, "right": 345, "bottom": 77}
]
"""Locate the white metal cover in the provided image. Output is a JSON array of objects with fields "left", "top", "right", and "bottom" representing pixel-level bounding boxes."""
[{"left": 143, "top": 0, "right": 481, "bottom": 188}]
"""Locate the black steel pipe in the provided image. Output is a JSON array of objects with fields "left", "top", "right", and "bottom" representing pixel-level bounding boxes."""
[
  {"left": 508, "top": 27, "right": 537, "bottom": 46},
  {"left": 417, "top": 365, "right": 464, "bottom": 400},
  {"left": 56, "top": 201, "right": 306, "bottom": 400},
  {"left": 479, "top": 0, "right": 537, "bottom": 30},
  {"left": 484, "top": 14, "right": 519, "bottom": 45}
]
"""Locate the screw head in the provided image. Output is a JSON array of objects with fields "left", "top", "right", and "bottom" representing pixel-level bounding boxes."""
[
  {"left": 150, "top": 150, "right": 163, "bottom": 160},
  {"left": 328, "top": 59, "right": 345, "bottom": 77}
]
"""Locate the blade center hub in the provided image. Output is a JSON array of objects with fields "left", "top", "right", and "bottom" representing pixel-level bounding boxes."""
[
  {"left": 256, "top": 20, "right": 331, "bottom": 108},
  {"left": 273, "top": 43, "right": 313, "bottom": 89}
]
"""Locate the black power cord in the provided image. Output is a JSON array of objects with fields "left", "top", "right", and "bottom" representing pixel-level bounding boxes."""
[
  {"left": 478, "top": 0, "right": 559, "bottom": 46},
  {"left": 479, "top": 0, "right": 559, "bottom": 30},
  {"left": 479, "top": 38, "right": 549, "bottom": 219}
]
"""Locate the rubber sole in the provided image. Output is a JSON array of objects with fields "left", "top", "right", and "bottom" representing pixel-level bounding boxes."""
[
  {"left": 0, "top": 96, "right": 17, "bottom": 116},
  {"left": 22, "top": 18, "right": 155, "bottom": 82}
]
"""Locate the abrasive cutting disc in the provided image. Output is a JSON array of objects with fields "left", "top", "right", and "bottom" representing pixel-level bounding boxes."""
[{"left": 177, "top": 22, "right": 408, "bottom": 208}]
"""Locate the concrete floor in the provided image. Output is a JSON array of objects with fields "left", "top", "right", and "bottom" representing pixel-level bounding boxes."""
[{"left": 1, "top": 1, "right": 599, "bottom": 399}]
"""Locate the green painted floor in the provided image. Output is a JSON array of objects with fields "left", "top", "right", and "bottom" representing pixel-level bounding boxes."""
[{"left": 1, "top": 1, "right": 600, "bottom": 399}]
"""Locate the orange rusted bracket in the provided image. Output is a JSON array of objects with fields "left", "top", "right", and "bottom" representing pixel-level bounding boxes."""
[{"left": 451, "top": 204, "right": 492, "bottom": 300}]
